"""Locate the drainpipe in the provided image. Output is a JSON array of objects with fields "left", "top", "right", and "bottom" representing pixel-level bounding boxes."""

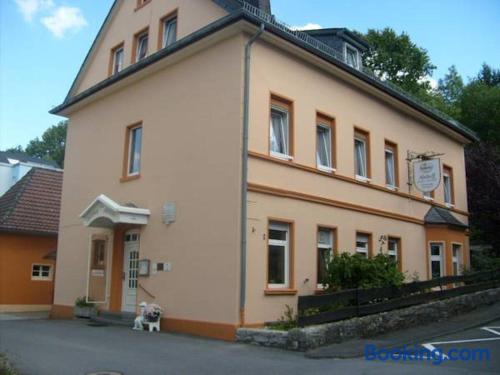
[{"left": 240, "top": 23, "right": 265, "bottom": 324}]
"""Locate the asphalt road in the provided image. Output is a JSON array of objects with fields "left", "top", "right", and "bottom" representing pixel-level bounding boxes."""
[{"left": 0, "top": 318, "right": 499, "bottom": 375}]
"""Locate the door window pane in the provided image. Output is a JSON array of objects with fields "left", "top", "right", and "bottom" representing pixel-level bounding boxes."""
[
  {"left": 268, "top": 222, "right": 290, "bottom": 288},
  {"left": 430, "top": 243, "right": 443, "bottom": 279},
  {"left": 268, "top": 245, "right": 285, "bottom": 285}
]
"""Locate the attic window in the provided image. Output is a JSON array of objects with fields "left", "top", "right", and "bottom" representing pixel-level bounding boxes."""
[{"left": 345, "top": 44, "right": 359, "bottom": 69}]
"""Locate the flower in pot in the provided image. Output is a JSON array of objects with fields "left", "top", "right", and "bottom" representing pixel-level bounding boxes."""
[{"left": 74, "top": 296, "right": 95, "bottom": 319}]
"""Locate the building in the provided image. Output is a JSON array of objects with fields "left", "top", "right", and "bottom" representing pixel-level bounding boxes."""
[
  {"left": 49, "top": 0, "right": 476, "bottom": 340},
  {"left": 0, "top": 168, "right": 63, "bottom": 312},
  {"left": 0, "top": 151, "right": 60, "bottom": 197}
]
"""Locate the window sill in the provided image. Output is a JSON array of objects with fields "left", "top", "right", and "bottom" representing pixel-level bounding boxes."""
[
  {"left": 120, "top": 174, "right": 141, "bottom": 183},
  {"left": 264, "top": 288, "right": 297, "bottom": 296},
  {"left": 135, "top": 0, "right": 151, "bottom": 11},
  {"left": 355, "top": 175, "right": 371, "bottom": 183},
  {"left": 318, "top": 165, "right": 336, "bottom": 173},
  {"left": 423, "top": 196, "right": 434, "bottom": 201},
  {"left": 270, "top": 152, "right": 293, "bottom": 162},
  {"left": 445, "top": 203, "right": 455, "bottom": 208},
  {"left": 385, "top": 185, "right": 398, "bottom": 191}
]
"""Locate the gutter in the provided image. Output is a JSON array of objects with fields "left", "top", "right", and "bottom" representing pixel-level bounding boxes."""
[{"left": 240, "top": 23, "right": 265, "bottom": 324}]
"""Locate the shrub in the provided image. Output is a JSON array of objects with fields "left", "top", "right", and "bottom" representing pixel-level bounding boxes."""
[
  {"left": 75, "top": 296, "right": 95, "bottom": 308},
  {"left": 268, "top": 305, "right": 297, "bottom": 331},
  {"left": 324, "top": 252, "right": 405, "bottom": 291}
]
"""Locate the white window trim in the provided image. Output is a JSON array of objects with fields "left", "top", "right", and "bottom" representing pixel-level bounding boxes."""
[
  {"left": 385, "top": 148, "right": 396, "bottom": 189},
  {"left": 344, "top": 42, "right": 360, "bottom": 70},
  {"left": 270, "top": 105, "right": 291, "bottom": 159},
  {"left": 429, "top": 242, "right": 445, "bottom": 278},
  {"left": 354, "top": 136, "right": 369, "bottom": 179},
  {"left": 268, "top": 222, "right": 290, "bottom": 289},
  {"left": 316, "top": 123, "right": 332, "bottom": 170},
  {"left": 452, "top": 242, "right": 462, "bottom": 276},
  {"left": 317, "top": 229, "right": 333, "bottom": 289},
  {"left": 31, "top": 264, "right": 53, "bottom": 281},
  {"left": 356, "top": 234, "right": 369, "bottom": 257},
  {"left": 113, "top": 47, "right": 124, "bottom": 74},
  {"left": 127, "top": 125, "right": 142, "bottom": 176}
]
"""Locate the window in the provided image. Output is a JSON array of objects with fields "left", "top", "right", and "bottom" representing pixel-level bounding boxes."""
[
  {"left": 356, "top": 232, "right": 371, "bottom": 258},
  {"left": 387, "top": 237, "right": 401, "bottom": 269},
  {"left": 354, "top": 128, "right": 370, "bottom": 180},
  {"left": 345, "top": 44, "right": 359, "bottom": 69},
  {"left": 316, "top": 114, "right": 335, "bottom": 172},
  {"left": 124, "top": 124, "right": 142, "bottom": 178},
  {"left": 452, "top": 243, "right": 462, "bottom": 276},
  {"left": 443, "top": 165, "right": 454, "bottom": 205},
  {"left": 317, "top": 228, "right": 335, "bottom": 288},
  {"left": 385, "top": 141, "right": 398, "bottom": 188},
  {"left": 110, "top": 43, "right": 124, "bottom": 75},
  {"left": 429, "top": 242, "right": 444, "bottom": 279},
  {"left": 268, "top": 221, "right": 291, "bottom": 288},
  {"left": 92, "top": 239, "right": 106, "bottom": 269},
  {"left": 161, "top": 13, "right": 178, "bottom": 48},
  {"left": 133, "top": 30, "right": 149, "bottom": 62},
  {"left": 269, "top": 96, "right": 293, "bottom": 159},
  {"left": 32, "top": 264, "right": 52, "bottom": 281},
  {"left": 423, "top": 190, "right": 434, "bottom": 200}
]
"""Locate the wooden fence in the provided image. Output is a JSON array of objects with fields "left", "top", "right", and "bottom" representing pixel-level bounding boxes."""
[{"left": 297, "top": 268, "right": 500, "bottom": 327}]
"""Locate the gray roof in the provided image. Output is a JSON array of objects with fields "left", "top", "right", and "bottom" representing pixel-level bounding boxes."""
[
  {"left": 51, "top": 0, "right": 478, "bottom": 143},
  {"left": 0, "top": 151, "right": 59, "bottom": 168},
  {"left": 424, "top": 206, "right": 468, "bottom": 229}
]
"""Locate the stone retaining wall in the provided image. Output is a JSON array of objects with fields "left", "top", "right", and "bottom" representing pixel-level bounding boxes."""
[{"left": 236, "top": 287, "right": 500, "bottom": 351}]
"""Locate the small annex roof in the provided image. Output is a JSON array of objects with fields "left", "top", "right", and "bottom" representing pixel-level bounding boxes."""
[
  {"left": 0, "top": 168, "right": 63, "bottom": 235},
  {"left": 0, "top": 151, "right": 59, "bottom": 169},
  {"left": 80, "top": 194, "right": 150, "bottom": 228},
  {"left": 424, "top": 206, "right": 468, "bottom": 229}
]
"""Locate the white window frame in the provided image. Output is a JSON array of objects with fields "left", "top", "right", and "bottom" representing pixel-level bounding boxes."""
[
  {"left": 112, "top": 47, "right": 124, "bottom": 75},
  {"left": 354, "top": 136, "right": 369, "bottom": 181},
  {"left": 385, "top": 148, "right": 396, "bottom": 189},
  {"left": 316, "top": 123, "right": 334, "bottom": 172},
  {"left": 356, "top": 233, "right": 369, "bottom": 258},
  {"left": 31, "top": 264, "right": 53, "bottom": 281},
  {"left": 344, "top": 43, "right": 360, "bottom": 70},
  {"left": 162, "top": 17, "right": 177, "bottom": 48},
  {"left": 268, "top": 222, "right": 290, "bottom": 289},
  {"left": 127, "top": 125, "right": 142, "bottom": 176},
  {"left": 270, "top": 105, "right": 292, "bottom": 161},
  {"left": 135, "top": 33, "right": 148, "bottom": 62},
  {"left": 387, "top": 237, "right": 399, "bottom": 262},
  {"left": 317, "top": 228, "right": 334, "bottom": 289},
  {"left": 452, "top": 243, "right": 462, "bottom": 276},
  {"left": 429, "top": 242, "right": 445, "bottom": 279}
]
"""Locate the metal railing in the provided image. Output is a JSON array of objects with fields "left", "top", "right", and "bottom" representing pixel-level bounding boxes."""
[{"left": 236, "top": 1, "right": 475, "bottom": 138}]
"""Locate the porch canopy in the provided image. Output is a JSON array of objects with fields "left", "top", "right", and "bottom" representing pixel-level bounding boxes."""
[{"left": 80, "top": 194, "right": 150, "bottom": 228}]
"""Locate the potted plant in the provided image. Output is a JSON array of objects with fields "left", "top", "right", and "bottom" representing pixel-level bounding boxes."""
[
  {"left": 143, "top": 303, "right": 163, "bottom": 323},
  {"left": 74, "top": 296, "right": 95, "bottom": 319}
]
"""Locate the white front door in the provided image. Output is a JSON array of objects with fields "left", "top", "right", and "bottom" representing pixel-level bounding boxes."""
[{"left": 122, "top": 232, "right": 140, "bottom": 313}]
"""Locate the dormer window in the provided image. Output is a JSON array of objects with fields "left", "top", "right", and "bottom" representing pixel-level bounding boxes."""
[{"left": 345, "top": 44, "right": 360, "bottom": 70}]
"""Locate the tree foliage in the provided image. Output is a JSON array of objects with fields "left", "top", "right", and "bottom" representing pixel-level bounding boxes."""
[
  {"left": 361, "top": 27, "right": 436, "bottom": 96},
  {"left": 325, "top": 253, "right": 405, "bottom": 291},
  {"left": 24, "top": 121, "right": 67, "bottom": 168}
]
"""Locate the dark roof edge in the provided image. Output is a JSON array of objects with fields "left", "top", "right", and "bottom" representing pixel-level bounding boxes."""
[{"left": 51, "top": 9, "right": 478, "bottom": 143}]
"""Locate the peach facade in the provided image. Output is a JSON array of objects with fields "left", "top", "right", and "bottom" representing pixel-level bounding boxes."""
[
  {"left": 52, "top": 0, "right": 471, "bottom": 338},
  {"left": 0, "top": 233, "right": 56, "bottom": 311}
]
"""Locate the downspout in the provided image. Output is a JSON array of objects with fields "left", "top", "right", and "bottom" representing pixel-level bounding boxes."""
[{"left": 240, "top": 23, "right": 265, "bottom": 325}]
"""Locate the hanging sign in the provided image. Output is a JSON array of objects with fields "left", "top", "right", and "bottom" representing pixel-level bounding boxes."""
[{"left": 414, "top": 159, "right": 441, "bottom": 193}]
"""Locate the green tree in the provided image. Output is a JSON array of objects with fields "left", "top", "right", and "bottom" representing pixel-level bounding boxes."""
[
  {"left": 4, "top": 145, "right": 24, "bottom": 153},
  {"left": 361, "top": 27, "right": 436, "bottom": 96},
  {"left": 25, "top": 121, "right": 68, "bottom": 168},
  {"left": 476, "top": 63, "right": 500, "bottom": 87}
]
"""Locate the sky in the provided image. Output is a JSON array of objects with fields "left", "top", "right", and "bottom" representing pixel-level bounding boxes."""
[{"left": 0, "top": 0, "right": 499, "bottom": 150}]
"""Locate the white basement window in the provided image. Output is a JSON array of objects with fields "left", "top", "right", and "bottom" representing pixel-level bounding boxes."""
[{"left": 32, "top": 264, "right": 52, "bottom": 281}]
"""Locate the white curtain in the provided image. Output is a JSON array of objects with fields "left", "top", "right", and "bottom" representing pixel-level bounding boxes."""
[
  {"left": 355, "top": 139, "right": 366, "bottom": 177},
  {"left": 164, "top": 19, "right": 177, "bottom": 47},
  {"left": 317, "top": 126, "right": 331, "bottom": 167},
  {"left": 385, "top": 151, "right": 395, "bottom": 185},
  {"left": 270, "top": 110, "right": 288, "bottom": 155}
]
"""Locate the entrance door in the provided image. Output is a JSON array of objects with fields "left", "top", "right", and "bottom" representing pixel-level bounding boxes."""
[{"left": 122, "top": 232, "right": 140, "bottom": 313}]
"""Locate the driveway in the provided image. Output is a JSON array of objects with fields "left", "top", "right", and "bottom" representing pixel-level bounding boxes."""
[{"left": 0, "top": 318, "right": 498, "bottom": 375}]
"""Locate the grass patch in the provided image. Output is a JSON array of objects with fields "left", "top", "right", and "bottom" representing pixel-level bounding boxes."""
[{"left": 0, "top": 353, "right": 18, "bottom": 375}]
